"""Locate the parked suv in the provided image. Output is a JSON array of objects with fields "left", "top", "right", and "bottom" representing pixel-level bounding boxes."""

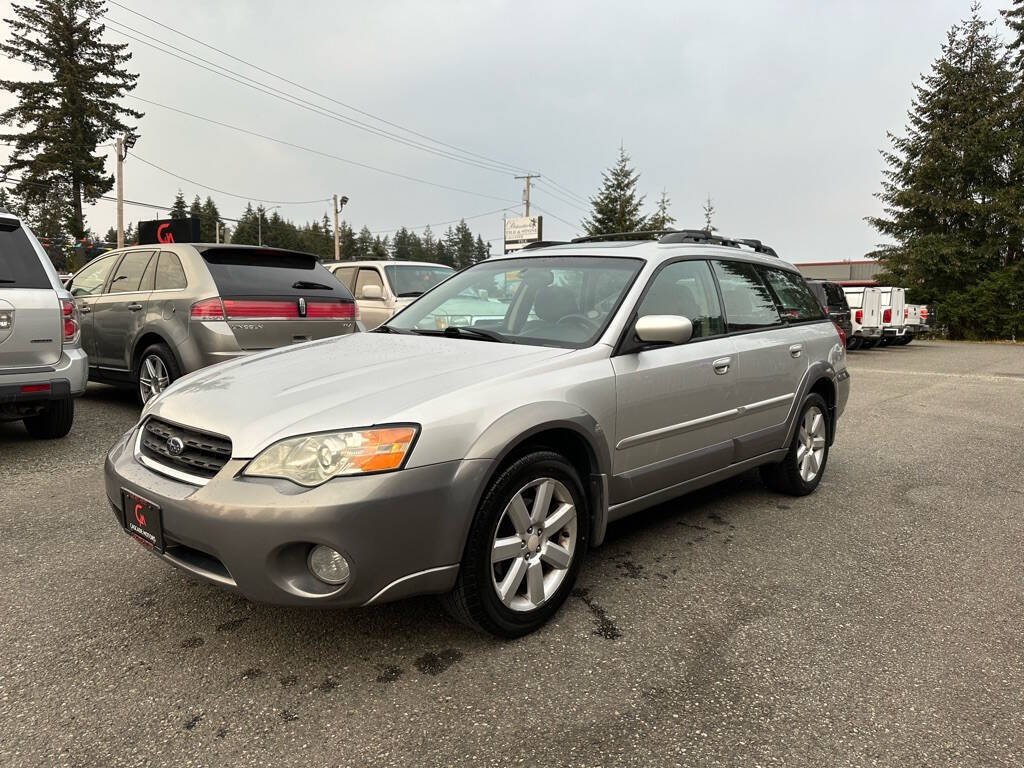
[
  {"left": 106, "top": 230, "right": 849, "bottom": 637},
  {"left": 0, "top": 208, "right": 86, "bottom": 438},
  {"left": 68, "top": 245, "right": 358, "bottom": 404},
  {"left": 324, "top": 260, "right": 455, "bottom": 329},
  {"left": 806, "top": 280, "right": 852, "bottom": 347}
]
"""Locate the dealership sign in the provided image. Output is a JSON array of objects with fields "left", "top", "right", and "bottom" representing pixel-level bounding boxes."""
[
  {"left": 504, "top": 216, "right": 543, "bottom": 252},
  {"left": 138, "top": 217, "right": 200, "bottom": 245}
]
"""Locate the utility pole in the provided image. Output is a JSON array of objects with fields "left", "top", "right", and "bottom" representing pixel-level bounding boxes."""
[
  {"left": 514, "top": 174, "right": 538, "bottom": 217},
  {"left": 332, "top": 193, "right": 340, "bottom": 261},
  {"left": 115, "top": 137, "right": 124, "bottom": 249},
  {"left": 215, "top": 220, "right": 220, "bottom": 244}
]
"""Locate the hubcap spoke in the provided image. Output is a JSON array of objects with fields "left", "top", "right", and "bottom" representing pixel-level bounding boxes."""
[
  {"left": 526, "top": 560, "right": 545, "bottom": 606},
  {"left": 543, "top": 502, "right": 575, "bottom": 537},
  {"left": 811, "top": 436, "right": 826, "bottom": 449},
  {"left": 492, "top": 536, "right": 523, "bottom": 563},
  {"left": 498, "top": 557, "right": 528, "bottom": 605},
  {"left": 796, "top": 444, "right": 807, "bottom": 462},
  {"left": 810, "top": 412, "right": 823, "bottom": 437},
  {"left": 505, "top": 493, "right": 531, "bottom": 535},
  {"left": 540, "top": 541, "right": 572, "bottom": 570},
  {"left": 530, "top": 480, "right": 554, "bottom": 525}
]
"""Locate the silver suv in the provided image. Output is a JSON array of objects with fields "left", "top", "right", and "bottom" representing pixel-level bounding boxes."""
[
  {"left": 105, "top": 231, "right": 849, "bottom": 637},
  {"left": 0, "top": 209, "right": 87, "bottom": 438},
  {"left": 68, "top": 244, "right": 359, "bottom": 404}
]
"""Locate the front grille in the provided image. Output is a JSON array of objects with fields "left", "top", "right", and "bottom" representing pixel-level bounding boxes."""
[{"left": 139, "top": 417, "right": 232, "bottom": 482}]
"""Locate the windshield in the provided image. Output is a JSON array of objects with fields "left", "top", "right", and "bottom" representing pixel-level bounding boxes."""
[
  {"left": 384, "top": 264, "right": 454, "bottom": 297},
  {"left": 385, "top": 255, "right": 643, "bottom": 348}
]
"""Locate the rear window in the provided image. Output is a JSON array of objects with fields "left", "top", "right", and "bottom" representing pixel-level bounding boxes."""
[
  {"left": 822, "top": 282, "right": 847, "bottom": 307},
  {"left": 0, "top": 226, "right": 51, "bottom": 289},
  {"left": 201, "top": 248, "right": 352, "bottom": 299},
  {"left": 759, "top": 267, "right": 826, "bottom": 322}
]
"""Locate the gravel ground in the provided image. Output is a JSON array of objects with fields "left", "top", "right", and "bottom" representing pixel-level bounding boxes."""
[{"left": 1, "top": 340, "right": 1022, "bottom": 767}]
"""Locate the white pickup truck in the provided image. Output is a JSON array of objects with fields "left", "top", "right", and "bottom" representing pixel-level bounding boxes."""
[
  {"left": 841, "top": 285, "right": 883, "bottom": 350},
  {"left": 895, "top": 304, "right": 930, "bottom": 345},
  {"left": 877, "top": 286, "right": 907, "bottom": 346}
]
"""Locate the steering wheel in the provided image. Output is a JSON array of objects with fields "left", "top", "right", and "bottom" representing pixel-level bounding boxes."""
[{"left": 556, "top": 313, "right": 599, "bottom": 333}]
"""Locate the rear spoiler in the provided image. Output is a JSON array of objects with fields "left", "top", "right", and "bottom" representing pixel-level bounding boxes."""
[{"left": 0, "top": 212, "right": 22, "bottom": 232}]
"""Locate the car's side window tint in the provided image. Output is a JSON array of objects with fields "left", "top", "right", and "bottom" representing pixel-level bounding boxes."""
[
  {"left": 759, "top": 267, "right": 825, "bottom": 322},
  {"left": 70, "top": 255, "right": 117, "bottom": 296},
  {"left": 108, "top": 251, "right": 155, "bottom": 294},
  {"left": 711, "top": 260, "right": 781, "bottom": 332},
  {"left": 155, "top": 253, "right": 187, "bottom": 290},
  {"left": 139, "top": 253, "right": 157, "bottom": 292},
  {"left": 637, "top": 260, "right": 724, "bottom": 339},
  {"left": 333, "top": 267, "right": 356, "bottom": 291},
  {"left": 355, "top": 268, "right": 384, "bottom": 298}
]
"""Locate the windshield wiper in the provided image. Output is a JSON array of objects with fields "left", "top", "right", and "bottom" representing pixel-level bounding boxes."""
[
  {"left": 374, "top": 325, "right": 413, "bottom": 334},
  {"left": 292, "top": 280, "right": 333, "bottom": 290},
  {"left": 442, "top": 325, "right": 508, "bottom": 342},
  {"left": 397, "top": 291, "right": 424, "bottom": 297}
]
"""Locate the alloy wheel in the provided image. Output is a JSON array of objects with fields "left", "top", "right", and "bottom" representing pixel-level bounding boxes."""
[
  {"left": 796, "top": 406, "right": 827, "bottom": 482},
  {"left": 139, "top": 354, "right": 169, "bottom": 404},
  {"left": 490, "top": 477, "right": 577, "bottom": 612}
]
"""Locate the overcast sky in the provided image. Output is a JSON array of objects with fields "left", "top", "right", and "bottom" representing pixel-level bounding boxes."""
[{"left": 0, "top": 0, "right": 1009, "bottom": 261}]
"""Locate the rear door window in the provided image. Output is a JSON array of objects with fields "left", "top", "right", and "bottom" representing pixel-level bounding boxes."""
[
  {"left": 823, "top": 282, "right": 847, "bottom": 307},
  {"left": 201, "top": 248, "right": 352, "bottom": 299},
  {"left": 711, "top": 260, "right": 781, "bottom": 332},
  {"left": 155, "top": 253, "right": 187, "bottom": 290},
  {"left": 108, "top": 251, "right": 156, "bottom": 293},
  {"left": 637, "top": 260, "right": 724, "bottom": 338},
  {"left": 332, "top": 266, "right": 355, "bottom": 291},
  {"left": 70, "top": 254, "right": 118, "bottom": 296},
  {"left": 0, "top": 226, "right": 50, "bottom": 289},
  {"left": 758, "top": 267, "right": 825, "bottom": 322}
]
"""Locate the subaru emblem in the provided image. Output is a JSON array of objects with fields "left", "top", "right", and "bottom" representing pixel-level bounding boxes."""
[
  {"left": 298, "top": 297, "right": 306, "bottom": 317},
  {"left": 166, "top": 436, "right": 185, "bottom": 456}
]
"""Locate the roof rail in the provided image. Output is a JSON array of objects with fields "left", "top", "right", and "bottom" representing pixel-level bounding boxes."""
[
  {"left": 733, "top": 238, "right": 778, "bottom": 258},
  {"left": 519, "top": 240, "right": 569, "bottom": 250},
  {"left": 570, "top": 230, "right": 676, "bottom": 244},
  {"left": 658, "top": 230, "right": 741, "bottom": 248}
]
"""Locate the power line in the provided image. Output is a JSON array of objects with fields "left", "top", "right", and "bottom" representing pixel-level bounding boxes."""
[
  {"left": 104, "top": 2, "right": 533, "bottom": 176},
  {"left": 530, "top": 204, "right": 579, "bottom": 231},
  {"left": 2, "top": 173, "right": 171, "bottom": 213},
  {"left": 533, "top": 180, "right": 590, "bottom": 213},
  {"left": 129, "top": 153, "right": 330, "bottom": 206},
  {"left": 372, "top": 206, "right": 516, "bottom": 235},
  {"left": 540, "top": 176, "right": 591, "bottom": 206},
  {"left": 127, "top": 95, "right": 520, "bottom": 205}
]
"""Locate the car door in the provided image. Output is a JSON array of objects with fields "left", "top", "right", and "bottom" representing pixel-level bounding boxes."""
[
  {"left": 91, "top": 250, "right": 156, "bottom": 371},
  {"left": 611, "top": 259, "right": 738, "bottom": 503},
  {"left": 354, "top": 266, "right": 391, "bottom": 329},
  {"left": 711, "top": 260, "right": 801, "bottom": 461},
  {"left": 68, "top": 253, "right": 120, "bottom": 362}
]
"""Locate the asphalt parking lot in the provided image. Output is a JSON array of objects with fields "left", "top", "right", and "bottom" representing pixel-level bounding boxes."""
[{"left": 2, "top": 340, "right": 1023, "bottom": 767}]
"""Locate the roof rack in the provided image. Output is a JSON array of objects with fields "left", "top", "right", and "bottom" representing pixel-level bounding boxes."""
[
  {"left": 570, "top": 230, "right": 676, "bottom": 244},
  {"left": 566, "top": 228, "right": 779, "bottom": 257},
  {"left": 519, "top": 240, "right": 569, "bottom": 250}
]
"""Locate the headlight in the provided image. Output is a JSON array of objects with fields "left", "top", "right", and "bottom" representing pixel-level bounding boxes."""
[{"left": 243, "top": 426, "right": 418, "bottom": 486}]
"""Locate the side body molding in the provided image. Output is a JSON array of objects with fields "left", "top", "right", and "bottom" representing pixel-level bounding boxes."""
[{"left": 463, "top": 402, "right": 614, "bottom": 548}]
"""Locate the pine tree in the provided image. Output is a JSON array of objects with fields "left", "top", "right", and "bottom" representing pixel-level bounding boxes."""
[
  {"left": 0, "top": 0, "right": 142, "bottom": 238},
  {"left": 1003, "top": 0, "right": 1024, "bottom": 69},
  {"left": 169, "top": 190, "right": 188, "bottom": 219},
  {"left": 867, "top": 6, "right": 1018, "bottom": 338},
  {"left": 647, "top": 189, "right": 676, "bottom": 231},
  {"left": 199, "top": 196, "right": 221, "bottom": 242},
  {"left": 473, "top": 234, "right": 490, "bottom": 263},
  {"left": 338, "top": 221, "right": 356, "bottom": 259},
  {"left": 0, "top": 187, "right": 11, "bottom": 211},
  {"left": 451, "top": 220, "right": 476, "bottom": 269},
  {"left": 582, "top": 146, "right": 647, "bottom": 235},
  {"left": 702, "top": 195, "right": 717, "bottom": 233}
]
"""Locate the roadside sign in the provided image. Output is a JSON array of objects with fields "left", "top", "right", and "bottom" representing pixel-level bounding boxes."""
[
  {"left": 504, "top": 216, "right": 543, "bottom": 253},
  {"left": 138, "top": 217, "right": 200, "bottom": 245}
]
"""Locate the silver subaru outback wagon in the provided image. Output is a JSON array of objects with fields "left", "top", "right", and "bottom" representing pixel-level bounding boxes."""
[{"left": 104, "top": 231, "right": 849, "bottom": 637}]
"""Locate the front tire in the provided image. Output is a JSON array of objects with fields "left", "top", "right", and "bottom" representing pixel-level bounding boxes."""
[
  {"left": 759, "top": 393, "right": 830, "bottom": 496},
  {"left": 135, "top": 343, "right": 181, "bottom": 406},
  {"left": 23, "top": 398, "right": 74, "bottom": 439},
  {"left": 443, "top": 451, "right": 589, "bottom": 638}
]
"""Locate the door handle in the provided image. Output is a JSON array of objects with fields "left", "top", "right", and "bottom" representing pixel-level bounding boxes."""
[
  {"left": 78, "top": 305, "right": 91, "bottom": 314},
  {"left": 789, "top": 344, "right": 803, "bottom": 358},
  {"left": 127, "top": 303, "right": 143, "bottom": 312},
  {"left": 712, "top": 357, "right": 731, "bottom": 375}
]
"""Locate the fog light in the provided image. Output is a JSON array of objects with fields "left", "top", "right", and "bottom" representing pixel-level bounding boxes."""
[{"left": 308, "top": 545, "right": 350, "bottom": 585}]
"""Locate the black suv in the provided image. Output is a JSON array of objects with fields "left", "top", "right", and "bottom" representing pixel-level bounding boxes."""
[{"left": 806, "top": 280, "right": 852, "bottom": 346}]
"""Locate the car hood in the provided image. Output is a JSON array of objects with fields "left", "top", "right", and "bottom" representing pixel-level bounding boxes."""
[{"left": 145, "top": 332, "right": 572, "bottom": 457}]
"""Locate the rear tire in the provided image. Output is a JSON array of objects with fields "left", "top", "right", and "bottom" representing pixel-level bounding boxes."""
[
  {"left": 759, "top": 393, "right": 830, "bottom": 497},
  {"left": 899, "top": 334, "right": 913, "bottom": 345},
  {"left": 22, "top": 398, "right": 74, "bottom": 439},
  {"left": 861, "top": 338, "right": 878, "bottom": 349},
  {"left": 846, "top": 336, "right": 862, "bottom": 351},
  {"left": 878, "top": 336, "right": 892, "bottom": 347},
  {"left": 135, "top": 343, "right": 181, "bottom": 406},
  {"left": 442, "top": 451, "right": 589, "bottom": 638}
]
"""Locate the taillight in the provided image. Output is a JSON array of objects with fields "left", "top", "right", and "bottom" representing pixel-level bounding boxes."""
[
  {"left": 61, "top": 298, "right": 79, "bottom": 343},
  {"left": 921, "top": 308, "right": 929, "bottom": 319},
  {"left": 883, "top": 308, "right": 892, "bottom": 324},
  {"left": 190, "top": 298, "right": 225, "bottom": 319},
  {"left": 833, "top": 321, "right": 846, "bottom": 347},
  {"left": 904, "top": 307, "right": 909, "bottom": 319},
  {"left": 305, "top": 301, "right": 356, "bottom": 319},
  {"left": 223, "top": 299, "right": 299, "bottom": 318},
  {"left": 854, "top": 309, "right": 863, "bottom": 324}
]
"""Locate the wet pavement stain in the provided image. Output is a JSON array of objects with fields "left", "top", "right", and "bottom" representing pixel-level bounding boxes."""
[
  {"left": 183, "top": 714, "right": 203, "bottom": 731},
  {"left": 279, "top": 674, "right": 298, "bottom": 687},
  {"left": 573, "top": 588, "right": 622, "bottom": 640},
  {"left": 317, "top": 676, "right": 338, "bottom": 692},
  {"left": 241, "top": 667, "right": 263, "bottom": 680},
  {"left": 180, "top": 636, "right": 204, "bottom": 649},
  {"left": 414, "top": 649, "right": 464, "bottom": 676},
  {"left": 376, "top": 664, "right": 404, "bottom": 683},
  {"left": 216, "top": 617, "right": 249, "bottom": 633},
  {"left": 616, "top": 560, "right": 645, "bottom": 579},
  {"left": 215, "top": 727, "right": 228, "bottom": 739}
]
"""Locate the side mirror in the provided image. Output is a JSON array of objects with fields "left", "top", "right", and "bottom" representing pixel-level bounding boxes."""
[
  {"left": 360, "top": 284, "right": 383, "bottom": 300},
  {"left": 634, "top": 315, "right": 693, "bottom": 346}
]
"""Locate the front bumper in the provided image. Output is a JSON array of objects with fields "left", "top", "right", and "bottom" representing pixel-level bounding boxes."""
[{"left": 105, "top": 427, "right": 492, "bottom": 607}]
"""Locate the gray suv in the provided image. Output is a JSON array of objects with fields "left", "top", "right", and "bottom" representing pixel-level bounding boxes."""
[
  {"left": 105, "top": 230, "right": 850, "bottom": 637},
  {"left": 0, "top": 209, "right": 87, "bottom": 438},
  {"left": 68, "top": 244, "right": 358, "bottom": 403}
]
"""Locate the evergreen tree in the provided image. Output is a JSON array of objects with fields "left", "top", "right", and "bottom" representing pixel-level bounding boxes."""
[
  {"left": 199, "top": 196, "right": 221, "bottom": 242},
  {"left": 231, "top": 203, "right": 258, "bottom": 245},
  {"left": 867, "top": 6, "right": 1019, "bottom": 338},
  {"left": 582, "top": 146, "right": 647, "bottom": 235},
  {"left": 0, "top": 187, "right": 12, "bottom": 211},
  {"left": 169, "top": 190, "right": 188, "bottom": 219},
  {"left": 103, "top": 226, "right": 116, "bottom": 245},
  {"left": 1002, "top": 0, "right": 1024, "bottom": 69},
  {"left": 473, "top": 234, "right": 490, "bottom": 263},
  {"left": 392, "top": 227, "right": 415, "bottom": 261},
  {"left": 0, "top": 0, "right": 142, "bottom": 238},
  {"left": 647, "top": 189, "right": 676, "bottom": 231},
  {"left": 702, "top": 195, "right": 717, "bottom": 233},
  {"left": 338, "top": 221, "right": 356, "bottom": 260},
  {"left": 450, "top": 220, "right": 476, "bottom": 269}
]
